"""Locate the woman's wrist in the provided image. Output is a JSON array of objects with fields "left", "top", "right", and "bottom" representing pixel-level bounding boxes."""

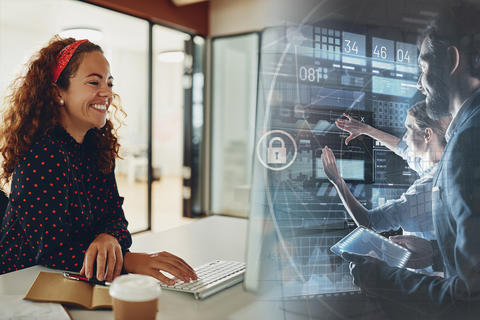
[
  {"left": 123, "top": 252, "right": 150, "bottom": 274},
  {"left": 330, "top": 176, "right": 344, "bottom": 187},
  {"left": 362, "top": 124, "right": 375, "bottom": 137}
]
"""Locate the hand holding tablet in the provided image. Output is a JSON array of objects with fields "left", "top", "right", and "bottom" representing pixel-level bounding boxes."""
[{"left": 330, "top": 226, "right": 411, "bottom": 268}]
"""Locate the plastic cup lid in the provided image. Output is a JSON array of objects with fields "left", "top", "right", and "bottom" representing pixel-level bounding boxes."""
[{"left": 109, "top": 274, "right": 161, "bottom": 302}]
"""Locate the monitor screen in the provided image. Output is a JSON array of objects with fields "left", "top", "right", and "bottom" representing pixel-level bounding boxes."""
[
  {"left": 372, "top": 76, "right": 417, "bottom": 98},
  {"left": 316, "top": 158, "right": 365, "bottom": 181},
  {"left": 245, "top": 22, "right": 419, "bottom": 299}
]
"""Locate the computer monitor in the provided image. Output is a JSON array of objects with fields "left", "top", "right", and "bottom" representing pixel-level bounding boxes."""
[
  {"left": 244, "top": 25, "right": 362, "bottom": 298},
  {"left": 245, "top": 20, "right": 419, "bottom": 299},
  {"left": 316, "top": 158, "right": 365, "bottom": 181}
]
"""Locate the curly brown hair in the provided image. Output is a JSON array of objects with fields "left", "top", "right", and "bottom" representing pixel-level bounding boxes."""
[{"left": 0, "top": 36, "right": 125, "bottom": 185}]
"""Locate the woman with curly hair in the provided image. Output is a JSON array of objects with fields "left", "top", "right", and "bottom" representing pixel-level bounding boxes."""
[{"left": 0, "top": 37, "right": 197, "bottom": 285}]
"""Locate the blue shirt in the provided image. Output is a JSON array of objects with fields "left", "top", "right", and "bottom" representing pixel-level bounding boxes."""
[
  {"left": 394, "top": 139, "right": 426, "bottom": 177},
  {"left": 367, "top": 164, "right": 437, "bottom": 241}
]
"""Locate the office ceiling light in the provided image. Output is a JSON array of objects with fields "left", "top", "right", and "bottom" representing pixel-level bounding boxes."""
[
  {"left": 59, "top": 27, "right": 103, "bottom": 42},
  {"left": 171, "top": 0, "right": 208, "bottom": 6},
  {"left": 194, "top": 36, "right": 205, "bottom": 46},
  {"left": 158, "top": 51, "right": 185, "bottom": 63}
]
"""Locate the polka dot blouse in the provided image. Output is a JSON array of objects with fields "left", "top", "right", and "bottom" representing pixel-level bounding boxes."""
[{"left": 0, "top": 126, "right": 132, "bottom": 274}]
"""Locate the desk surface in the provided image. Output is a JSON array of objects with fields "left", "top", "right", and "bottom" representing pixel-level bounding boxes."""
[{"left": 0, "top": 216, "right": 288, "bottom": 320}]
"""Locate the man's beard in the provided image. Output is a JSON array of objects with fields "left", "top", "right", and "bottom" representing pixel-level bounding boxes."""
[{"left": 426, "top": 76, "right": 450, "bottom": 120}]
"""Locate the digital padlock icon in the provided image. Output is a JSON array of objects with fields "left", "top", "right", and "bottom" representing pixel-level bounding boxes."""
[{"left": 267, "top": 137, "right": 287, "bottom": 164}]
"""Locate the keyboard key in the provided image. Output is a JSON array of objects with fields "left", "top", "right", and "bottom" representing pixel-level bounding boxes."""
[{"left": 159, "top": 260, "right": 246, "bottom": 299}]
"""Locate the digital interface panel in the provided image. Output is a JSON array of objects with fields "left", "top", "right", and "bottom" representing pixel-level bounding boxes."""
[
  {"left": 247, "top": 22, "right": 421, "bottom": 299},
  {"left": 342, "top": 31, "right": 366, "bottom": 66},
  {"left": 396, "top": 41, "right": 418, "bottom": 74},
  {"left": 372, "top": 37, "right": 395, "bottom": 70},
  {"left": 372, "top": 76, "right": 418, "bottom": 98},
  {"left": 316, "top": 159, "right": 365, "bottom": 180}
]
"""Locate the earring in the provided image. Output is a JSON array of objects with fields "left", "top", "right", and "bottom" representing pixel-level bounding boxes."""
[{"left": 59, "top": 99, "right": 64, "bottom": 105}]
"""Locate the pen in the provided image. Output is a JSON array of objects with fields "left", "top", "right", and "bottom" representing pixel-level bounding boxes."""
[{"left": 63, "top": 272, "right": 111, "bottom": 286}]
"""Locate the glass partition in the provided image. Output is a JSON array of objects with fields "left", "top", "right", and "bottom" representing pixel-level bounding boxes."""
[
  {"left": 191, "top": 35, "right": 206, "bottom": 216},
  {"left": 211, "top": 33, "right": 259, "bottom": 217},
  {"left": 152, "top": 25, "right": 192, "bottom": 230}
]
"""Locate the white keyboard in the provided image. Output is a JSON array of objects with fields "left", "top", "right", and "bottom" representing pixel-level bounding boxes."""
[{"left": 159, "top": 260, "right": 245, "bottom": 299}]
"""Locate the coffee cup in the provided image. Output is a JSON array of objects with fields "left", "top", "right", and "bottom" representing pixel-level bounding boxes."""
[{"left": 109, "top": 274, "right": 161, "bottom": 320}]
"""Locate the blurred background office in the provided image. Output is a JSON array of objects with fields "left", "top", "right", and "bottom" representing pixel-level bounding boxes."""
[{"left": 0, "top": 0, "right": 318, "bottom": 234}]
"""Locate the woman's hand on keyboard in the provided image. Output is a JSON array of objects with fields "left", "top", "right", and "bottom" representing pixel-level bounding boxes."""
[{"left": 123, "top": 251, "right": 198, "bottom": 285}]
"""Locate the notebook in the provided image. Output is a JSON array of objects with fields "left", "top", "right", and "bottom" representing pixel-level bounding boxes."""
[{"left": 24, "top": 272, "right": 112, "bottom": 310}]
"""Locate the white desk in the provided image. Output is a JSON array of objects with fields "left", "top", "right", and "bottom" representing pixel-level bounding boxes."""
[{"left": 0, "top": 216, "right": 287, "bottom": 320}]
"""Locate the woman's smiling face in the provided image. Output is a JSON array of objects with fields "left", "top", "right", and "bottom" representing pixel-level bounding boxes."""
[{"left": 58, "top": 50, "right": 113, "bottom": 141}]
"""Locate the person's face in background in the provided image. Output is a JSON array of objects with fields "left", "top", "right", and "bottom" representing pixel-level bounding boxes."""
[
  {"left": 403, "top": 114, "right": 429, "bottom": 159},
  {"left": 417, "top": 38, "right": 451, "bottom": 119},
  {"left": 58, "top": 50, "right": 113, "bottom": 139}
]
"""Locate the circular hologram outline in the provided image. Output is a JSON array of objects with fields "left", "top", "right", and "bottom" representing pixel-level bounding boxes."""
[{"left": 256, "top": 129, "right": 298, "bottom": 171}]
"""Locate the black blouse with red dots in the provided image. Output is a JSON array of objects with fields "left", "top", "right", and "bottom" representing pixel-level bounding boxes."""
[{"left": 0, "top": 126, "right": 132, "bottom": 274}]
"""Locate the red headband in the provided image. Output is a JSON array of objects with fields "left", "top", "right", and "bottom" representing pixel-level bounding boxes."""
[{"left": 52, "top": 39, "right": 88, "bottom": 83}]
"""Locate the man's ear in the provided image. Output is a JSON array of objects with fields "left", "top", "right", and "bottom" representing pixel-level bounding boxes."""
[
  {"left": 424, "top": 128, "right": 433, "bottom": 143},
  {"left": 447, "top": 46, "right": 460, "bottom": 76}
]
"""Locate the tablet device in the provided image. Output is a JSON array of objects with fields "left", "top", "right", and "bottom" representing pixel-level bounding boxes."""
[{"left": 330, "top": 226, "right": 411, "bottom": 268}]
